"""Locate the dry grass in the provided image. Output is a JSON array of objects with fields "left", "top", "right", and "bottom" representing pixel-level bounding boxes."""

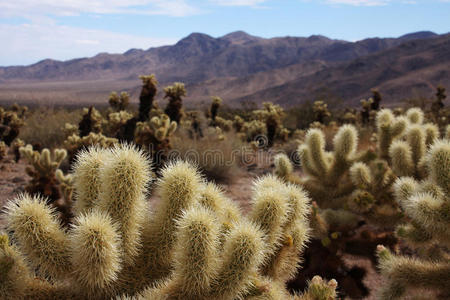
[
  {"left": 170, "top": 128, "right": 244, "bottom": 184},
  {"left": 19, "top": 107, "right": 83, "bottom": 149}
]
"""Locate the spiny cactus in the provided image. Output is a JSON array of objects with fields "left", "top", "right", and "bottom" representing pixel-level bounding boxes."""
[
  {"left": 371, "top": 89, "right": 382, "bottom": 111},
  {"left": 11, "top": 138, "right": 25, "bottom": 162},
  {"left": 78, "top": 106, "right": 103, "bottom": 137},
  {"left": 0, "top": 144, "right": 331, "bottom": 299},
  {"left": 138, "top": 75, "right": 158, "bottom": 122},
  {"left": 164, "top": 82, "right": 186, "bottom": 124},
  {"left": 313, "top": 101, "right": 331, "bottom": 124},
  {"left": 253, "top": 102, "right": 285, "bottom": 147},
  {"left": 388, "top": 108, "right": 445, "bottom": 179},
  {"left": 105, "top": 110, "right": 134, "bottom": 138},
  {"left": 0, "top": 141, "right": 6, "bottom": 161},
  {"left": 135, "top": 114, "right": 177, "bottom": 169},
  {"left": 209, "top": 96, "right": 222, "bottom": 125},
  {"left": 297, "top": 124, "right": 373, "bottom": 203},
  {"left": 64, "top": 132, "right": 118, "bottom": 164},
  {"left": 0, "top": 105, "right": 26, "bottom": 146},
  {"left": 377, "top": 139, "right": 450, "bottom": 299},
  {"left": 375, "top": 109, "right": 408, "bottom": 159},
  {"left": 19, "top": 144, "right": 66, "bottom": 203},
  {"left": 109, "top": 91, "right": 130, "bottom": 112}
]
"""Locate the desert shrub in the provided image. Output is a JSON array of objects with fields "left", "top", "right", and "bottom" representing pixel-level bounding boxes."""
[{"left": 19, "top": 107, "right": 82, "bottom": 149}]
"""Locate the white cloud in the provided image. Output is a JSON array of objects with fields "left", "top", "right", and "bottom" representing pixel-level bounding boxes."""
[
  {"left": 210, "top": 0, "right": 267, "bottom": 7},
  {"left": 0, "top": 0, "right": 200, "bottom": 18},
  {"left": 0, "top": 22, "right": 177, "bottom": 66}
]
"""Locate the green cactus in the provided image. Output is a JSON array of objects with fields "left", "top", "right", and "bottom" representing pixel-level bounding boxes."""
[
  {"left": 0, "top": 144, "right": 331, "bottom": 299},
  {"left": 377, "top": 139, "right": 450, "bottom": 299}
]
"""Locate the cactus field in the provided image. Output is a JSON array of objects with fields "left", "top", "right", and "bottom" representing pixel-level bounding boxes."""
[{"left": 0, "top": 75, "right": 449, "bottom": 300}]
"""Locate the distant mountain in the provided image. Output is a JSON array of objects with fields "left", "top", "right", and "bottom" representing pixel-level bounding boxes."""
[
  {"left": 233, "top": 33, "right": 450, "bottom": 107},
  {"left": 0, "top": 31, "right": 447, "bottom": 107}
]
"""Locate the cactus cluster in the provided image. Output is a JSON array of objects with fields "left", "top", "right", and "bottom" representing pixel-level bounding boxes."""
[
  {"left": 108, "top": 91, "right": 130, "bottom": 112},
  {"left": 253, "top": 102, "right": 287, "bottom": 147},
  {"left": 0, "top": 144, "right": 338, "bottom": 299},
  {"left": 312, "top": 101, "right": 331, "bottom": 124},
  {"left": 377, "top": 138, "right": 450, "bottom": 299},
  {"left": 135, "top": 114, "right": 177, "bottom": 168},
  {"left": 19, "top": 144, "right": 67, "bottom": 203},
  {"left": 164, "top": 82, "right": 186, "bottom": 124},
  {"left": 209, "top": 96, "right": 222, "bottom": 126},
  {"left": 78, "top": 107, "right": 103, "bottom": 137},
  {"left": 0, "top": 105, "right": 27, "bottom": 146}
]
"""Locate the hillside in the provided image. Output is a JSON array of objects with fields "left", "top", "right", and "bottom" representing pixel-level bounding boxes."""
[{"left": 0, "top": 31, "right": 447, "bottom": 107}]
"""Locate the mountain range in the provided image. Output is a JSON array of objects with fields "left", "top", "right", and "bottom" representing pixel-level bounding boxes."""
[{"left": 0, "top": 30, "right": 448, "bottom": 107}]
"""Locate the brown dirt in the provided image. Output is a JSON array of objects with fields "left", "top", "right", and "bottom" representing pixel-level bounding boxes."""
[{"left": 0, "top": 154, "right": 30, "bottom": 228}]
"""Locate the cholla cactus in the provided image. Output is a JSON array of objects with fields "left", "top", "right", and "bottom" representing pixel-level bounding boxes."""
[
  {"left": 388, "top": 108, "right": 444, "bottom": 179},
  {"left": 242, "top": 120, "right": 266, "bottom": 143},
  {"left": 19, "top": 144, "right": 67, "bottom": 203},
  {"left": 375, "top": 109, "right": 408, "bottom": 159},
  {"left": 135, "top": 114, "right": 177, "bottom": 169},
  {"left": 233, "top": 115, "right": 245, "bottom": 132},
  {"left": 0, "top": 144, "right": 329, "bottom": 299},
  {"left": 11, "top": 138, "right": 25, "bottom": 162},
  {"left": 78, "top": 106, "right": 103, "bottom": 137},
  {"left": 0, "top": 105, "right": 26, "bottom": 146},
  {"left": 0, "top": 141, "right": 6, "bottom": 161},
  {"left": 297, "top": 124, "right": 369, "bottom": 203},
  {"left": 377, "top": 139, "right": 450, "bottom": 299},
  {"left": 109, "top": 91, "right": 130, "bottom": 112},
  {"left": 164, "top": 82, "right": 186, "bottom": 124},
  {"left": 64, "top": 132, "right": 117, "bottom": 164},
  {"left": 105, "top": 110, "right": 134, "bottom": 138},
  {"left": 209, "top": 96, "right": 222, "bottom": 125},
  {"left": 214, "top": 116, "right": 233, "bottom": 132},
  {"left": 274, "top": 153, "right": 301, "bottom": 185},
  {"left": 138, "top": 75, "right": 158, "bottom": 122},
  {"left": 371, "top": 89, "right": 382, "bottom": 111},
  {"left": 313, "top": 101, "right": 331, "bottom": 124},
  {"left": 253, "top": 102, "right": 285, "bottom": 147}
]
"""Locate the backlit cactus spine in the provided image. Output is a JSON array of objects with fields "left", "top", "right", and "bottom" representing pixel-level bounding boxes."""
[
  {"left": 375, "top": 109, "right": 408, "bottom": 159},
  {"left": 1, "top": 144, "right": 328, "bottom": 299},
  {"left": 297, "top": 124, "right": 367, "bottom": 203},
  {"left": 377, "top": 139, "right": 450, "bottom": 299}
]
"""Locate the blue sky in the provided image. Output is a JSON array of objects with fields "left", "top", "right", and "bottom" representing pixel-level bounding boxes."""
[{"left": 0, "top": 0, "right": 449, "bottom": 66}]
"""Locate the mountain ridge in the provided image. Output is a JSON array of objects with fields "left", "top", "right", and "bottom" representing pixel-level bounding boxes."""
[{"left": 0, "top": 31, "right": 447, "bottom": 107}]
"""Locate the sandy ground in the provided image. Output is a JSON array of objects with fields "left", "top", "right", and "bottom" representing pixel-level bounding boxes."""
[{"left": 0, "top": 154, "right": 383, "bottom": 299}]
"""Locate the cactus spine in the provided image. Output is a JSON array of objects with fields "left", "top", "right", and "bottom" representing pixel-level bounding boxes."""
[
  {"left": 377, "top": 139, "right": 450, "bottom": 299},
  {"left": 1, "top": 144, "right": 327, "bottom": 299}
]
